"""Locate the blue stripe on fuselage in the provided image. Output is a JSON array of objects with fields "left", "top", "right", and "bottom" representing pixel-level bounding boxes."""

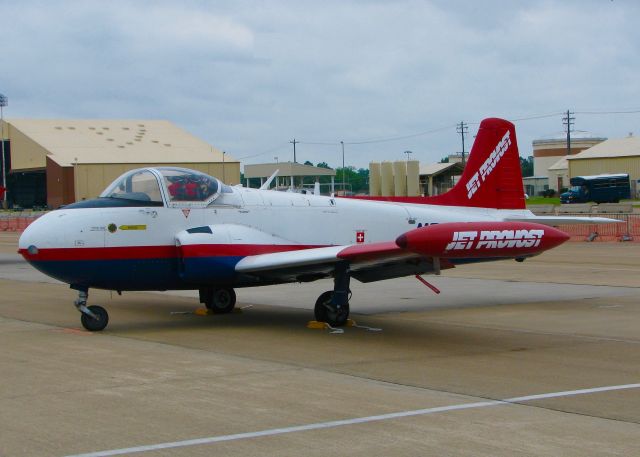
[{"left": 28, "top": 256, "right": 243, "bottom": 291}]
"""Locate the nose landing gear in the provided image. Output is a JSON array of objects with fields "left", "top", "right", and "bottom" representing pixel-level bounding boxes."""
[{"left": 74, "top": 289, "right": 109, "bottom": 332}]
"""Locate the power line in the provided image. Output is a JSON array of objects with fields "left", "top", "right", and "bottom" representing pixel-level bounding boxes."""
[
  {"left": 343, "top": 124, "right": 456, "bottom": 145},
  {"left": 235, "top": 142, "right": 289, "bottom": 160},
  {"left": 508, "top": 112, "right": 564, "bottom": 121},
  {"left": 575, "top": 109, "right": 640, "bottom": 115},
  {"left": 238, "top": 108, "right": 640, "bottom": 163}
]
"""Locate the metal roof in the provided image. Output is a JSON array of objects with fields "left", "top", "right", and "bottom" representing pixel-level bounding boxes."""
[
  {"left": 419, "top": 162, "right": 461, "bottom": 176},
  {"left": 533, "top": 130, "right": 605, "bottom": 143},
  {"left": 243, "top": 162, "right": 336, "bottom": 178},
  {"left": 548, "top": 157, "right": 568, "bottom": 171},
  {"left": 567, "top": 135, "right": 640, "bottom": 160},
  {"left": 6, "top": 119, "right": 236, "bottom": 166}
]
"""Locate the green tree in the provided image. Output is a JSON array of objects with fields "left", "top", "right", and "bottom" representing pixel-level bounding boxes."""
[{"left": 520, "top": 156, "right": 534, "bottom": 177}]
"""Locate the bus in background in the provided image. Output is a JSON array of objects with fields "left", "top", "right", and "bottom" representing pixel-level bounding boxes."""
[{"left": 560, "top": 174, "right": 630, "bottom": 204}]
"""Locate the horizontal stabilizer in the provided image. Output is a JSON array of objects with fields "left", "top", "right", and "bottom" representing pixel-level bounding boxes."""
[{"left": 505, "top": 216, "right": 622, "bottom": 226}]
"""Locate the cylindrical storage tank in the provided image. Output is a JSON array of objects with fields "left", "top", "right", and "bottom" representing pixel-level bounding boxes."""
[
  {"left": 369, "top": 162, "right": 381, "bottom": 196},
  {"left": 393, "top": 160, "right": 407, "bottom": 197},
  {"left": 406, "top": 160, "right": 420, "bottom": 196},
  {"left": 380, "top": 161, "right": 394, "bottom": 196}
]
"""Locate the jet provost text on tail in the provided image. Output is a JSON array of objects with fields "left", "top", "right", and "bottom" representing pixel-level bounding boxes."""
[{"left": 466, "top": 129, "right": 511, "bottom": 200}]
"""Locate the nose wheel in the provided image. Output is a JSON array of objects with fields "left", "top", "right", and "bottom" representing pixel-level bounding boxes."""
[
  {"left": 74, "top": 289, "right": 109, "bottom": 332},
  {"left": 80, "top": 305, "right": 109, "bottom": 331}
]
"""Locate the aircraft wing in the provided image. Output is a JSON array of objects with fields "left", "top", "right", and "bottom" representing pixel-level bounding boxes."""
[
  {"left": 235, "top": 242, "right": 445, "bottom": 283},
  {"left": 234, "top": 220, "right": 571, "bottom": 284}
]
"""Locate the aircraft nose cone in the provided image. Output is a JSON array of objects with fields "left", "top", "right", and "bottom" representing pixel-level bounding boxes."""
[
  {"left": 395, "top": 234, "right": 408, "bottom": 249},
  {"left": 17, "top": 212, "right": 60, "bottom": 261}
]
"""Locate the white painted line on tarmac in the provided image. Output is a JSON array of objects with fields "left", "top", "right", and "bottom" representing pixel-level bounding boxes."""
[{"left": 64, "top": 383, "right": 640, "bottom": 457}]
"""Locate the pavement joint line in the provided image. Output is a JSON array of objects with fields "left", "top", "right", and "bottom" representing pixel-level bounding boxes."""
[
  {"left": 62, "top": 383, "right": 640, "bottom": 457},
  {"left": 416, "top": 319, "right": 640, "bottom": 345}
]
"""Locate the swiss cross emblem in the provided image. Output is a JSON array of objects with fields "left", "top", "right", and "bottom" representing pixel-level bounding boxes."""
[
  {"left": 181, "top": 209, "right": 190, "bottom": 218},
  {"left": 356, "top": 231, "right": 365, "bottom": 243}
]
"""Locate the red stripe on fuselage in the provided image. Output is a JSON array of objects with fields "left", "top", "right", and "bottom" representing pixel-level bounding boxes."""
[
  {"left": 19, "top": 244, "right": 325, "bottom": 262},
  {"left": 179, "top": 244, "right": 325, "bottom": 258}
]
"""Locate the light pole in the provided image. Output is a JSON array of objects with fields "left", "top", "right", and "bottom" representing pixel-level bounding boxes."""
[
  {"left": 0, "top": 93, "right": 7, "bottom": 209},
  {"left": 340, "top": 140, "right": 345, "bottom": 193},
  {"left": 222, "top": 151, "right": 226, "bottom": 183},
  {"left": 404, "top": 150, "right": 412, "bottom": 161},
  {"left": 274, "top": 156, "right": 279, "bottom": 188}
]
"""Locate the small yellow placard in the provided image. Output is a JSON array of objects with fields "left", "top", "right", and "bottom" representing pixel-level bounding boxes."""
[{"left": 119, "top": 225, "right": 147, "bottom": 231}]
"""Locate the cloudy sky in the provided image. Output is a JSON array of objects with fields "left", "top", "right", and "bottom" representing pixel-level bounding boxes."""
[{"left": 2, "top": 0, "right": 639, "bottom": 170}]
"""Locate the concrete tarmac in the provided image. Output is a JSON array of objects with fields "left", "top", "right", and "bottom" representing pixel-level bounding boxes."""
[{"left": 0, "top": 232, "right": 638, "bottom": 456}]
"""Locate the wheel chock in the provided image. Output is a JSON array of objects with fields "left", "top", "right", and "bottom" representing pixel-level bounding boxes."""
[
  {"left": 306, "top": 321, "right": 344, "bottom": 334},
  {"left": 307, "top": 319, "right": 355, "bottom": 329}
]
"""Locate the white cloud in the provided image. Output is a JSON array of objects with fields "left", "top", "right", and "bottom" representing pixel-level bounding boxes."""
[{"left": 2, "top": 0, "right": 639, "bottom": 168}]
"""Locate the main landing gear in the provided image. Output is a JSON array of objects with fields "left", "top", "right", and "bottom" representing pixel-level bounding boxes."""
[
  {"left": 74, "top": 289, "right": 109, "bottom": 332},
  {"left": 314, "top": 261, "right": 351, "bottom": 327},
  {"left": 200, "top": 287, "right": 237, "bottom": 314}
]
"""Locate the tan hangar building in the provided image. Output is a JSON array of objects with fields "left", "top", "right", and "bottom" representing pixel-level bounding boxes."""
[
  {"left": 567, "top": 134, "right": 640, "bottom": 198},
  {"left": 1, "top": 119, "right": 239, "bottom": 208},
  {"left": 532, "top": 133, "right": 606, "bottom": 191}
]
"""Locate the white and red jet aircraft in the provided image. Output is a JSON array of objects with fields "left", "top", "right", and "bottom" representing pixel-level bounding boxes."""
[{"left": 18, "top": 118, "right": 614, "bottom": 331}]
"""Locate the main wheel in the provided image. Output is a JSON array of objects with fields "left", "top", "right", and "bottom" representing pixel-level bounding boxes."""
[
  {"left": 80, "top": 305, "right": 109, "bottom": 332},
  {"left": 205, "top": 287, "right": 236, "bottom": 313},
  {"left": 314, "top": 291, "right": 349, "bottom": 327}
]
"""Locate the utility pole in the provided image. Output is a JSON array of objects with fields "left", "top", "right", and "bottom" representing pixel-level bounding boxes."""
[
  {"left": 456, "top": 121, "right": 468, "bottom": 165},
  {"left": 289, "top": 138, "right": 299, "bottom": 163},
  {"left": 562, "top": 110, "right": 575, "bottom": 156},
  {"left": 0, "top": 94, "right": 7, "bottom": 209}
]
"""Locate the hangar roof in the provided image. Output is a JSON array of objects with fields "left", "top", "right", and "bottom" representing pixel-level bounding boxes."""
[
  {"left": 6, "top": 119, "right": 236, "bottom": 167},
  {"left": 419, "top": 162, "right": 462, "bottom": 177},
  {"left": 567, "top": 135, "right": 640, "bottom": 160},
  {"left": 548, "top": 157, "right": 568, "bottom": 171},
  {"left": 244, "top": 162, "right": 336, "bottom": 178}
]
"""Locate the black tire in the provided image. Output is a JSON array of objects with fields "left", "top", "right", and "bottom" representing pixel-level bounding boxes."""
[
  {"left": 205, "top": 287, "right": 236, "bottom": 313},
  {"left": 80, "top": 305, "right": 109, "bottom": 332},
  {"left": 314, "top": 290, "right": 349, "bottom": 327}
]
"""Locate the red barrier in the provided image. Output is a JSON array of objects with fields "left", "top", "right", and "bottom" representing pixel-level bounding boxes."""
[
  {"left": 0, "top": 215, "right": 41, "bottom": 232},
  {"left": 558, "top": 214, "right": 639, "bottom": 242}
]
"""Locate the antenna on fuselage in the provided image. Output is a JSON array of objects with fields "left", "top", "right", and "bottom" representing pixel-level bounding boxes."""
[{"left": 260, "top": 169, "right": 280, "bottom": 190}]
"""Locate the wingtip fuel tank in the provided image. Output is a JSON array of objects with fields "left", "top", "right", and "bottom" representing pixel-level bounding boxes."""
[{"left": 396, "top": 222, "right": 570, "bottom": 259}]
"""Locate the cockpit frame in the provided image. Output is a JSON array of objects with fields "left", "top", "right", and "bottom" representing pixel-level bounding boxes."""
[{"left": 99, "top": 167, "right": 226, "bottom": 208}]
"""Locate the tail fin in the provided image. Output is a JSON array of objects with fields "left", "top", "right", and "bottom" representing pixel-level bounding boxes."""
[{"left": 355, "top": 118, "right": 526, "bottom": 210}]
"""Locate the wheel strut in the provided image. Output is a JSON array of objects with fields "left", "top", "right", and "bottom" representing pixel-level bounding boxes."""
[{"left": 73, "top": 288, "right": 109, "bottom": 331}]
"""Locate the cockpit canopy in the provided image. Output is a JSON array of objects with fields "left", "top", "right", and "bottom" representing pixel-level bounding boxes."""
[{"left": 100, "top": 167, "right": 225, "bottom": 206}]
